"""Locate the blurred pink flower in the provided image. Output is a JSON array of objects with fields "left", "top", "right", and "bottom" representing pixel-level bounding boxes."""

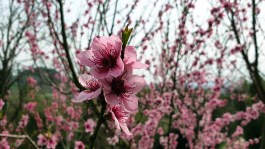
[
  {"left": 37, "top": 134, "right": 47, "bottom": 146},
  {"left": 78, "top": 35, "right": 124, "bottom": 79},
  {"left": 110, "top": 104, "right": 132, "bottom": 135},
  {"left": 18, "top": 114, "right": 29, "bottom": 129},
  {"left": 24, "top": 102, "right": 37, "bottom": 113},
  {"left": 74, "top": 141, "right": 85, "bottom": 149},
  {"left": 37, "top": 134, "right": 58, "bottom": 149},
  {"left": 102, "top": 72, "right": 145, "bottom": 112},
  {"left": 72, "top": 74, "right": 101, "bottom": 102},
  {"left": 0, "top": 138, "right": 10, "bottom": 149},
  {"left": 27, "top": 77, "right": 37, "bottom": 87},
  {"left": 107, "top": 136, "right": 119, "bottom": 145},
  {"left": 85, "top": 119, "right": 96, "bottom": 133},
  {"left": 46, "top": 135, "right": 58, "bottom": 149},
  {"left": 0, "top": 99, "right": 5, "bottom": 110}
]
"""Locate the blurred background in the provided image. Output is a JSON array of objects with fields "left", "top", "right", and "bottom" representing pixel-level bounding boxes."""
[{"left": 1, "top": 0, "right": 265, "bottom": 148}]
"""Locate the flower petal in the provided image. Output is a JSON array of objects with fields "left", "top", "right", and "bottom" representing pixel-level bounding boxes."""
[
  {"left": 91, "top": 36, "right": 102, "bottom": 51},
  {"left": 91, "top": 67, "right": 109, "bottom": 79},
  {"left": 110, "top": 35, "right": 122, "bottom": 43},
  {"left": 124, "top": 46, "right": 137, "bottom": 64},
  {"left": 121, "top": 94, "right": 138, "bottom": 112},
  {"left": 77, "top": 50, "right": 94, "bottom": 67},
  {"left": 131, "top": 62, "right": 149, "bottom": 69},
  {"left": 105, "top": 93, "right": 122, "bottom": 106},
  {"left": 110, "top": 58, "right": 124, "bottom": 77},
  {"left": 78, "top": 74, "right": 93, "bottom": 88},
  {"left": 125, "top": 75, "right": 146, "bottom": 93},
  {"left": 111, "top": 110, "right": 121, "bottom": 130},
  {"left": 72, "top": 89, "right": 101, "bottom": 103},
  {"left": 120, "top": 122, "right": 132, "bottom": 136},
  {"left": 98, "top": 36, "right": 109, "bottom": 46}
]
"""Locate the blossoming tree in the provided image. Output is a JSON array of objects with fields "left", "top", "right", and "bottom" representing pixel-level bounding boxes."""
[{"left": 0, "top": 0, "right": 265, "bottom": 149}]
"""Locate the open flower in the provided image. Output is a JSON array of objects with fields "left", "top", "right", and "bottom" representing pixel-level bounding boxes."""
[
  {"left": 72, "top": 74, "right": 101, "bottom": 102},
  {"left": 74, "top": 141, "right": 85, "bottom": 149},
  {"left": 84, "top": 119, "right": 96, "bottom": 133},
  {"left": 37, "top": 134, "right": 47, "bottom": 146},
  {"left": 124, "top": 46, "right": 149, "bottom": 69},
  {"left": 102, "top": 72, "right": 145, "bottom": 112},
  {"left": 77, "top": 35, "right": 124, "bottom": 79},
  {"left": 110, "top": 104, "right": 132, "bottom": 135}
]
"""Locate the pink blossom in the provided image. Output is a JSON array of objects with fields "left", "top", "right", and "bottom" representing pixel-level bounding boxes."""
[
  {"left": 102, "top": 72, "right": 145, "bottom": 112},
  {"left": 232, "top": 126, "right": 243, "bottom": 138},
  {"left": 27, "top": 77, "right": 37, "bottom": 87},
  {"left": 0, "top": 138, "right": 10, "bottom": 149},
  {"left": 84, "top": 119, "right": 96, "bottom": 133},
  {"left": 66, "top": 106, "right": 76, "bottom": 118},
  {"left": 77, "top": 35, "right": 124, "bottom": 79},
  {"left": 110, "top": 104, "right": 132, "bottom": 135},
  {"left": 107, "top": 136, "right": 119, "bottom": 145},
  {"left": 46, "top": 135, "right": 58, "bottom": 149},
  {"left": 0, "top": 99, "right": 4, "bottom": 110},
  {"left": 37, "top": 134, "right": 47, "bottom": 146},
  {"left": 72, "top": 74, "right": 102, "bottom": 102},
  {"left": 67, "top": 132, "right": 74, "bottom": 141},
  {"left": 18, "top": 114, "right": 29, "bottom": 129},
  {"left": 37, "top": 134, "right": 58, "bottom": 149},
  {"left": 24, "top": 102, "right": 37, "bottom": 113},
  {"left": 74, "top": 141, "right": 85, "bottom": 149},
  {"left": 159, "top": 133, "right": 178, "bottom": 149},
  {"left": 34, "top": 113, "right": 43, "bottom": 129}
]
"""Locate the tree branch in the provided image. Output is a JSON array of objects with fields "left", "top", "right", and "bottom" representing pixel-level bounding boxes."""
[{"left": 0, "top": 133, "right": 39, "bottom": 149}]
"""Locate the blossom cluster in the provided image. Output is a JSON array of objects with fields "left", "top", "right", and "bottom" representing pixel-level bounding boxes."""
[{"left": 72, "top": 35, "right": 148, "bottom": 135}]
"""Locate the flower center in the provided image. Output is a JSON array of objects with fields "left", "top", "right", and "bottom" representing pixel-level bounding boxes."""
[
  {"left": 86, "top": 79, "right": 99, "bottom": 91},
  {"left": 111, "top": 78, "right": 126, "bottom": 96},
  {"left": 101, "top": 56, "right": 117, "bottom": 68}
]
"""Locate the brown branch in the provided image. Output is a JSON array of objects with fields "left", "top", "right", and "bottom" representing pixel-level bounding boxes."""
[
  {"left": 229, "top": 10, "right": 265, "bottom": 103},
  {"left": 89, "top": 94, "right": 107, "bottom": 149},
  {"left": 252, "top": 0, "right": 258, "bottom": 67},
  {"left": 58, "top": 0, "right": 84, "bottom": 90}
]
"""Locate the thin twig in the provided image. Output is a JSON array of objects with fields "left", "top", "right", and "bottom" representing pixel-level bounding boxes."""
[{"left": 0, "top": 134, "right": 39, "bottom": 149}]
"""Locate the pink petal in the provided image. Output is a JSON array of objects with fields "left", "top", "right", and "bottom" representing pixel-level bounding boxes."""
[
  {"left": 120, "top": 122, "right": 132, "bottom": 136},
  {"left": 110, "top": 35, "right": 122, "bottom": 43},
  {"left": 121, "top": 94, "right": 138, "bottom": 112},
  {"left": 110, "top": 58, "right": 124, "bottom": 77},
  {"left": 105, "top": 93, "right": 122, "bottom": 106},
  {"left": 98, "top": 47, "right": 110, "bottom": 59},
  {"left": 72, "top": 89, "right": 101, "bottom": 103},
  {"left": 108, "top": 35, "right": 122, "bottom": 57},
  {"left": 111, "top": 111, "right": 121, "bottom": 130},
  {"left": 112, "top": 41, "right": 122, "bottom": 57},
  {"left": 131, "top": 62, "right": 149, "bottom": 69},
  {"left": 90, "top": 37, "right": 101, "bottom": 51},
  {"left": 91, "top": 67, "right": 109, "bottom": 79},
  {"left": 98, "top": 36, "right": 108, "bottom": 46},
  {"left": 77, "top": 50, "right": 94, "bottom": 67},
  {"left": 125, "top": 75, "right": 146, "bottom": 93},
  {"left": 124, "top": 46, "right": 136, "bottom": 64},
  {"left": 78, "top": 74, "right": 93, "bottom": 88},
  {"left": 106, "top": 42, "right": 121, "bottom": 58},
  {"left": 92, "top": 49, "right": 104, "bottom": 59}
]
